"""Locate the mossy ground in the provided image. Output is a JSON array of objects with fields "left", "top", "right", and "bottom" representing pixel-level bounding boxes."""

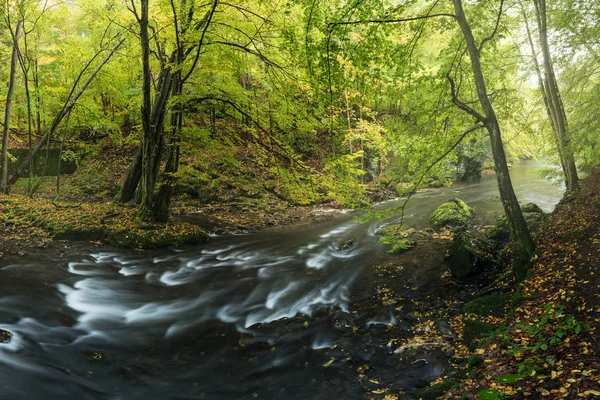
[
  {"left": 2, "top": 141, "right": 343, "bottom": 252},
  {"left": 0, "top": 194, "right": 208, "bottom": 251}
]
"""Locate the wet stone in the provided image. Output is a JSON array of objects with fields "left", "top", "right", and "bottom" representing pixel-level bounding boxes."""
[
  {"left": 0, "top": 329, "right": 12, "bottom": 343},
  {"left": 333, "top": 312, "right": 356, "bottom": 330},
  {"left": 437, "top": 320, "right": 457, "bottom": 340},
  {"left": 339, "top": 239, "right": 355, "bottom": 251}
]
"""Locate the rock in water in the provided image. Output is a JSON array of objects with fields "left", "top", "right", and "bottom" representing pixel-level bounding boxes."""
[
  {"left": 429, "top": 198, "right": 474, "bottom": 229},
  {"left": 521, "top": 202, "right": 544, "bottom": 214},
  {"left": 0, "top": 329, "right": 12, "bottom": 343}
]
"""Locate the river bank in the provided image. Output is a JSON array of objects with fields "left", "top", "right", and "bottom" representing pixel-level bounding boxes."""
[
  {"left": 0, "top": 161, "right": 575, "bottom": 399},
  {"left": 436, "top": 170, "right": 600, "bottom": 398}
]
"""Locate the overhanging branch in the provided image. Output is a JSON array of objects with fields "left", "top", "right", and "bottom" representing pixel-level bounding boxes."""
[
  {"left": 327, "top": 13, "right": 456, "bottom": 28},
  {"left": 478, "top": 0, "right": 505, "bottom": 52},
  {"left": 447, "top": 72, "right": 486, "bottom": 123}
]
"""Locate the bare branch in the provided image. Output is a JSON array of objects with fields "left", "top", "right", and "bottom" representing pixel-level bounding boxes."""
[
  {"left": 182, "top": 0, "right": 219, "bottom": 83},
  {"left": 327, "top": 13, "right": 455, "bottom": 29},
  {"left": 447, "top": 72, "right": 486, "bottom": 123},
  {"left": 478, "top": 0, "right": 505, "bottom": 52}
]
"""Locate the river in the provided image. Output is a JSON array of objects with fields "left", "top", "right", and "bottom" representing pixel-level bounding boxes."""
[{"left": 0, "top": 160, "right": 563, "bottom": 399}]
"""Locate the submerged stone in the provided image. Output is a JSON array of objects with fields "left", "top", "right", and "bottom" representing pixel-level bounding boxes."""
[
  {"left": 339, "top": 239, "right": 355, "bottom": 251},
  {"left": 0, "top": 329, "right": 12, "bottom": 343}
]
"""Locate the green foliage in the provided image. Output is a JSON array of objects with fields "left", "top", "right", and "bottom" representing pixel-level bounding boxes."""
[
  {"left": 430, "top": 198, "right": 475, "bottom": 228},
  {"left": 322, "top": 153, "right": 368, "bottom": 208},
  {"left": 453, "top": 229, "right": 476, "bottom": 254},
  {"left": 507, "top": 304, "right": 590, "bottom": 356},
  {"left": 377, "top": 224, "right": 416, "bottom": 254},
  {"left": 269, "top": 167, "right": 322, "bottom": 206},
  {"left": 477, "top": 389, "right": 508, "bottom": 400}
]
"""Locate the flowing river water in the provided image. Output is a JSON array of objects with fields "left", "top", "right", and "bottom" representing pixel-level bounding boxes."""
[{"left": 0, "top": 161, "right": 563, "bottom": 399}]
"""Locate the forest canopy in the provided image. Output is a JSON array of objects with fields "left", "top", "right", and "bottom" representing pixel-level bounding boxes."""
[{"left": 0, "top": 0, "right": 596, "bottom": 237}]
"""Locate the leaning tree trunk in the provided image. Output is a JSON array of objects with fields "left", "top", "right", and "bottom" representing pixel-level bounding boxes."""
[
  {"left": 452, "top": 0, "right": 535, "bottom": 264},
  {"left": 0, "top": 21, "right": 22, "bottom": 193},
  {"left": 533, "top": 0, "right": 579, "bottom": 192}
]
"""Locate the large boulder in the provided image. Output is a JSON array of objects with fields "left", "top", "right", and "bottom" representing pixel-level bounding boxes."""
[
  {"left": 521, "top": 202, "right": 544, "bottom": 214},
  {"left": 430, "top": 198, "right": 474, "bottom": 229}
]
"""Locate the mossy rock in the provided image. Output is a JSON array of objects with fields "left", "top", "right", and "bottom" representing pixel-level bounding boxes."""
[
  {"left": 463, "top": 319, "right": 498, "bottom": 351},
  {"left": 430, "top": 198, "right": 474, "bottom": 229},
  {"left": 521, "top": 202, "right": 544, "bottom": 214},
  {"left": 463, "top": 293, "right": 507, "bottom": 316},
  {"left": 468, "top": 355, "right": 483, "bottom": 370},
  {"left": 339, "top": 239, "right": 355, "bottom": 250},
  {"left": 447, "top": 229, "right": 478, "bottom": 278},
  {"left": 410, "top": 379, "right": 460, "bottom": 400}
]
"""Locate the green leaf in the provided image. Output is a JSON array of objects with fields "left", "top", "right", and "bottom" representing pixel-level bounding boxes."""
[
  {"left": 497, "top": 374, "right": 523, "bottom": 383},
  {"left": 478, "top": 389, "right": 508, "bottom": 400}
]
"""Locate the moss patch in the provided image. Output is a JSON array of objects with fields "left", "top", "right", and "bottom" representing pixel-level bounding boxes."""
[
  {"left": 430, "top": 198, "right": 474, "bottom": 228},
  {"left": 463, "top": 294, "right": 508, "bottom": 317},
  {"left": 463, "top": 319, "right": 498, "bottom": 351}
]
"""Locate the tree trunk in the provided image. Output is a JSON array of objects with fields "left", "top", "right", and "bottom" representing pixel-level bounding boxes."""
[
  {"left": 0, "top": 21, "right": 22, "bottom": 193},
  {"left": 521, "top": 4, "right": 568, "bottom": 180},
  {"left": 533, "top": 0, "right": 579, "bottom": 192},
  {"left": 119, "top": 146, "right": 143, "bottom": 203},
  {"left": 452, "top": 0, "right": 535, "bottom": 262},
  {"left": 153, "top": 77, "right": 183, "bottom": 222}
]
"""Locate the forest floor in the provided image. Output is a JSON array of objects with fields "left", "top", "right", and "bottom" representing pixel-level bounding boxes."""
[{"left": 438, "top": 171, "right": 600, "bottom": 399}]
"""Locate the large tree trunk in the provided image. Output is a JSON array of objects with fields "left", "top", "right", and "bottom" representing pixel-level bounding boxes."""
[
  {"left": 0, "top": 21, "right": 22, "bottom": 193},
  {"left": 533, "top": 0, "right": 579, "bottom": 192},
  {"left": 136, "top": 0, "right": 155, "bottom": 220},
  {"left": 452, "top": 0, "right": 535, "bottom": 263},
  {"left": 152, "top": 62, "right": 183, "bottom": 222},
  {"left": 123, "top": 0, "right": 218, "bottom": 219}
]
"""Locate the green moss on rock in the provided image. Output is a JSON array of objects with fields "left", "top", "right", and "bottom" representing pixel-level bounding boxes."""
[
  {"left": 463, "top": 294, "right": 507, "bottom": 316},
  {"left": 430, "top": 198, "right": 474, "bottom": 228}
]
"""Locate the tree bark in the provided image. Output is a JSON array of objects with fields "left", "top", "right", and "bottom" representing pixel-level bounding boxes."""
[
  {"left": 452, "top": 0, "right": 535, "bottom": 262},
  {"left": 521, "top": 4, "right": 568, "bottom": 179},
  {"left": 0, "top": 21, "right": 22, "bottom": 193},
  {"left": 533, "top": 0, "right": 579, "bottom": 192},
  {"left": 153, "top": 77, "right": 182, "bottom": 222}
]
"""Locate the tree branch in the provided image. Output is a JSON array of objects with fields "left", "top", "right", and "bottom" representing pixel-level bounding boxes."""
[
  {"left": 327, "top": 13, "right": 455, "bottom": 29},
  {"left": 478, "top": 0, "right": 504, "bottom": 52},
  {"left": 447, "top": 72, "right": 486, "bottom": 123},
  {"left": 182, "top": 0, "right": 218, "bottom": 83}
]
